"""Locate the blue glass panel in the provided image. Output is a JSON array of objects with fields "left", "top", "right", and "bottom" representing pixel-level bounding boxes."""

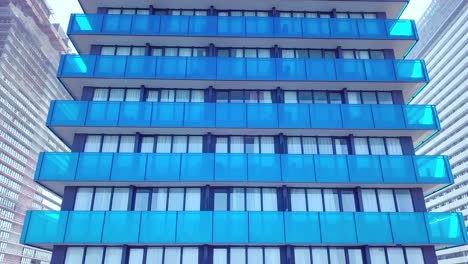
[
  {"left": 184, "top": 103, "right": 215, "bottom": 127},
  {"left": 330, "top": 19, "right": 359, "bottom": 38},
  {"left": 249, "top": 212, "right": 285, "bottom": 243},
  {"left": 347, "top": 155, "right": 383, "bottom": 183},
  {"left": 390, "top": 213, "right": 429, "bottom": 244},
  {"left": 320, "top": 212, "right": 357, "bottom": 244},
  {"left": 281, "top": 155, "right": 315, "bottom": 182},
  {"left": 49, "top": 101, "right": 87, "bottom": 126},
  {"left": 245, "top": 17, "right": 274, "bottom": 36},
  {"left": 215, "top": 103, "right": 247, "bottom": 128},
  {"left": 20, "top": 212, "right": 31, "bottom": 244},
  {"left": 70, "top": 14, "right": 103, "bottom": 34},
  {"left": 125, "top": 56, "right": 157, "bottom": 78},
  {"left": 25, "top": 211, "right": 67, "bottom": 243},
  {"left": 132, "top": 15, "right": 160, "bottom": 34},
  {"left": 189, "top": 16, "right": 217, "bottom": 35},
  {"left": 426, "top": 213, "right": 466, "bottom": 244},
  {"left": 180, "top": 154, "right": 214, "bottom": 181},
  {"left": 414, "top": 156, "right": 451, "bottom": 183},
  {"left": 247, "top": 104, "right": 278, "bottom": 128},
  {"left": 146, "top": 154, "right": 181, "bottom": 181},
  {"left": 305, "top": 59, "right": 336, "bottom": 80},
  {"left": 176, "top": 212, "right": 213, "bottom": 243},
  {"left": 315, "top": 155, "right": 349, "bottom": 183},
  {"left": 65, "top": 211, "right": 104, "bottom": 243},
  {"left": 217, "top": 58, "right": 246, "bottom": 80},
  {"left": 274, "top": 17, "right": 302, "bottom": 37},
  {"left": 140, "top": 212, "right": 177, "bottom": 243},
  {"left": 186, "top": 57, "right": 216, "bottom": 80},
  {"left": 302, "top": 18, "right": 330, "bottom": 37},
  {"left": 380, "top": 156, "right": 416, "bottom": 183},
  {"left": 335, "top": 59, "right": 366, "bottom": 80},
  {"left": 59, "top": 55, "right": 96, "bottom": 77},
  {"left": 159, "top": 15, "right": 189, "bottom": 35},
  {"left": 309, "top": 104, "right": 342, "bottom": 128},
  {"left": 118, "top": 102, "right": 152, "bottom": 127},
  {"left": 364, "top": 60, "right": 396, "bottom": 81},
  {"left": 217, "top": 16, "right": 245, "bottom": 36},
  {"left": 276, "top": 59, "right": 306, "bottom": 80},
  {"left": 248, "top": 154, "right": 281, "bottom": 182},
  {"left": 386, "top": 20, "right": 416, "bottom": 39},
  {"left": 111, "top": 153, "right": 147, "bottom": 181},
  {"left": 372, "top": 104, "right": 405, "bottom": 128},
  {"left": 76, "top": 153, "right": 113, "bottom": 181},
  {"left": 394, "top": 60, "right": 426, "bottom": 81},
  {"left": 38, "top": 153, "right": 78, "bottom": 181},
  {"left": 155, "top": 57, "right": 187, "bottom": 79},
  {"left": 357, "top": 19, "right": 386, "bottom": 39},
  {"left": 341, "top": 104, "right": 374, "bottom": 128},
  {"left": 284, "top": 212, "right": 320, "bottom": 243},
  {"left": 404, "top": 105, "right": 437, "bottom": 129},
  {"left": 151, "top": 103, "right": 184, "bottom": 127},
  {"left": 278, "top": 104, "right": 310, "bottom": 128},
  {"left": 85, "top": 101, "right": 120, "bottom": 126},
  {"left": 355, "top": 213, "right": 392, "bottom": 243},
  {"left": 102, "top": 212, "right": 140, "bottom": 243},
  {"left": 213, "top": 212, "right": 248, "bottom": 243},
  {"left": 246, "top": 58, "right": 276, "bottom": 80},
  {"left": 214, "top": 154, "right": 247, "bottom": 182},
  {"left": 102, "top": 15, "right": 132, "bottom": 33},
  {"left": 94, "top": 56, "right": 126, "bottom": 78}
]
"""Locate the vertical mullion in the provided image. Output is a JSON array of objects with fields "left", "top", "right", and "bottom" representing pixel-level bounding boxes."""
[
  {"left": 82, "top": 247, "right": 87, "bottom": 264},
  {"left": 101, "top": 247, "right": 106, "bottom": 264},
  {"left": 90, "top": 188, "right": 96, "bottom": 211}
]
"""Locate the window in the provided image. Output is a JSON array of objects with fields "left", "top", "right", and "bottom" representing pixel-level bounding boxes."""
[
  {"left": 101, "top": 46, "right": 146, "bottom": 56},
  {"left": 348, "top": 91, "right": 393, "bottom": 104},
  {"left": 286, "top": 137, "right": 349, "bottom": 155},
  {"left": 342, "top": 50, "right": 385, "bottom": 59},
  {"left": 107, "top": 8, "right": 150, "bottom": 15},
  {"left": 279, "top": 11, "right": 331, "bottom": 18},
  {"left": 281, "top": 49, "right": 336, "bottom": 58},
  {"left": 336, "top": 12, "right": 378, "bottom": 19},
  {"left": 217, "top": 10, "right": 269, "bottom": 17},
  {"left": 215, "top": 136, "right": 276, "bottom": 153},
  {"left": 369, "top": 247, "right": 424, "bottom": 264},
  {"left": 353, "top": 137, "right": 403, "bottom": 155},
  {"left": 294, "top": 247, "right": 363, "bottom": 264},
  {"left": 213, "top": 247, "right": 280, "bottom": 264},
  {"left": 150, "top": 188, "right": 201, "bottom": 211},
  {"left": 361, "top": 189, "right": 414, "bottom": 212},
  {"left": 154, "top": 9, "right": 207, "bottom": 16},
  {"left": 65, "top": 247, "right": 122, "bottom": 264},
  {"left": 92, "top": 88, "right": 141, "bottom": 101},
  {"left": 215, "top": 90, "right": 273, "bottom": 103},
  {"left": 213, "top": 188, "right": 278, "bottom": 211},
  {"left": 284, "top": 91, "right": 342, "bottom": 104},
  {"left": 140, "top": 135, "right": 203, "bottom": 153},
  {"left": 74, "top": 187, "right": 129, "bottom": 211},
  {"left": 217, "top": 48, "right": 271, "bottom": 58},
  {"left": 151, "top": 47, "right": 207, "bottom": 57},
  {"left": 84, "top": 135, "right": 136, "bottom": 153},
  {"left": 290, "top": 189, "right": 356, "bottom": 212},
  {"left": 128, "top": 247, "right": 199, "bottom": 264},
  {"left": 146, "top": 89, "right": 204, "bottom": 102}
]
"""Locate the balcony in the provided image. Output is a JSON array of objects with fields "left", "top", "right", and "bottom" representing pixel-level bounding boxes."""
[
  {"left": 58, "top": 55, "right": 428, "bottom": 101},
  {"left": 35, "top": 152, "right": 452, "bottom": 195},
  {"left": 21, "top": 210, "right": 467, "bottom": 250},
  {"left": 46, "top": 101, "right": 439, "bottom": 146},
  {"left": 68, "top": 14, "right": 417, "bottom": 58}
]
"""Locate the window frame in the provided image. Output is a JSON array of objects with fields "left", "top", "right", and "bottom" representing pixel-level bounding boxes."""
[
  {"left": 289, "top": 188, "right": 358, "bottom": 212},
  {"left": 360, "top": 188, "right": 415, "bottom": 212},
  {"left": 285, "top": 136, "right": 350, "bottom": 155},
  {"left": 212, "top": 187, "right": 281, "bottom": 211}
]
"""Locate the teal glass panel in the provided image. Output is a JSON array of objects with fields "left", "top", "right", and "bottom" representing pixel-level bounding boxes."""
[
  {"left": 214, "top": 154, "right": 247, "bottom": 182},
  {"left": 146, "top": 154, "right": 181, "bottom": 181},
  {"left": 65, "top": 211, "right": 104, "bottom": 243},
  {"left": 330, "top": 19, "right": 359, "bottom": 38},
  {"left": 357, "top": 19, "right": 386, "bottom": 39},
  {"left": 302, "top": 18, "right": 330, "bottom": 37},
  {"left": 125, "top": 56, "right": 157, "bottom": 78},
  {"left": 281, "top": 155, "right": 315, "bottom": 182},
  {"left": 335, "top": 59, "right": 366, "bottom": 80},
  {"left": 49, "top": 101, "right": 87, "bottom": 126},
  {"left": 246, "top": 58, "right": 276, "bottom": 80},
  {"left": 426, "top": 213, "right": 466, "bottom": 244},
  {"left": 305, "top": 59, "right": 336, "bottom": 80},
  {"left": 213, "top": 212, "right": 248, "bottom": 243},
  {"left": 315, "top": 155, "right": 349, "bottom": 182},
  {"left": 249, "top": 212, "right": 285, "bottom": 243},
  {"left": 25, "top": 211, "right": 68, "bottom": 243},
  {"left": 76, "top": 153, "right": 113, "bottom": 181},
  {"left": 341, "top": 104, "right": 374, "bottom": 128},
  {"left": 132, "top": 15, "right": 161, "bottom": 34},
  {"left": 247, "top": 104, "right": 278, "bottom": 128},
  {"left": 217, "top": 58, "right": 246, "bottom": 80},
  {"left": 111, "top": 153, "right": 147, "bottom": 181},
  {"left": 94, "top": 55, "right": 126, "bottom": 78},
  {"left": 140, "top": 212, "right": 177, "bottom": 243},
  {"left": 119, "top": 102, "right": 152, "bottom": 127},
  {"left": 355, "top": 213, "right": 392, "bottom": 244},
  {"left": 155, "top": 57, "right": 187, "bottom": 79},
  {"left": 364, "top": 60, "right": 396, "bottom": 81},
  {"left": 414, "top": 156, "right": 451, "bottom": 183},
  {"left": 176, "top": 212, "right": 213, "bottom": 243},
  {"left": 404, "top": 105, "right": 437, "bottom": 129},
  {"left": 189, "top": 16, "right": 217, "bottom": 35},
  {"left": 394, "top": 60, "right": 426, "bottom": 81},
  {"left": 102, "top": 212, "right": 140, "bottom": 243},
  {"left": 320, "top": 212, "right": 357, "bottom": 244},
  {"left": 245, "top": 17, "right": 274, "bottom": 36},
  {"left": 372, "top": 104, "right": 405, "bottom": 128},
  {"left": 186, "top": 57, "right": 216, "bottom": 80},
  {"left": 151, "top": 103, "right": 184, "bottom": 127},
  {"left": 278, "top": 104, "right": 310, "bottom": 128},
  {"left": 284, "top": 212, "right": 320, "bottom": 243},
  {"left": 390, "top": 213, "right": 429, "bottom": 244},
  {"left": 159, "top": 15, "right": 189, "bottom": 35},
  {"left": 59, "top": 55, "right": 96, "bottom": 77},
  {"left": 347, "top": 155, "right": 383, "bottom": 183},
  {"left": 276, "top": 58, "right": 306, "bottom": 80},
  {"left": 184, "top": 103, "right": 215, "bottom": 127},
  {"left": 85, "top": 101, "right": 120, "bottom": 126},
  {"left": 386, "top": 20, "right": 416, "bottom": 39},
  {"left": 217, "top": 16, "right": 245, "bottom": 36},
  {"left": 248, "top": 154, "right": 281, "bottom": 182},
  {"left": 380, "top": 156, "right": 416, "bottom": 183},
  {"left": 215, "top": 103, "right": 247, "bottom": 128},
  {"left": 20, "top": 211, "right": 31, "bottom": 244},
  {"left": 70, "top": 14, "right": 103, "bottom": 33},
  {"left": 274, "top": 17, "right": 302, "bottom": 37},
  {"left": 180, "top": 154, "right": 214, "bottom": 181},
  {"left": 102, "top": 14, "right": 132, "bottom": 33},
  {"left": 37, "top": 152, "right": 78, "bottom": 181},
  {"left": 309, "top": 104, "right": 342, "bottom": 128}
]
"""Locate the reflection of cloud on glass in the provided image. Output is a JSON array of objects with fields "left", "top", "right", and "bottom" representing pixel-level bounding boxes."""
[{"left": 400, "top": 0, "right": 432, "bottom": 22}]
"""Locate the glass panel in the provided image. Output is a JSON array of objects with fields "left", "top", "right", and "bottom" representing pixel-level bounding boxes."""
[
  {"left": 247, "top": 248, "right": 262, "bottom": 263},
  {"left": 231, "top": 248, "right": 246, "bottom": 264},
  {"left": 334, "top": 138, "right": 349, "bottom": 154},
  {"left": 93, "top": 89, "right": 109, "bottom": 101},
  {"left": 164, "top": 248, "right": 181, "bottom": 264},
  {"left": 168, "top": 188, "right": 184, "bottom": 210},
  {"left": 146, "top": 248, "right": 163, "bottom": 264},
  {"left": 303, "top": 137, "right": 318, "bottom": 154},
  {"left": 291, "top": 189, "right": 307, "bottom": 211},
  {"left": 101, "top": 46, "right": 116, "bottom": 55},
  {"left": 313, "top": 91, "right": 327, "bottom": 104},
  {"left": 348, "top": 249, "right": 364, "bottom": 264},
  {"left": 84, "top": 135, "right": 101, "bottom": 152},
  {"left": 214, "top": 191, "right": 228, "bottom": 211},
  {"left": 395, "top": 190, "right": 414, "bottom": 212},
  {"left": 387, "top": 248, "right": 405, "bottom": 264},
  {"left": 247, "top": 188, "right": 261, "bottom": 211},
  {"left": 318, "top": 137, "right": 333, "bottom": 154},
  {"left": 294, "top": 247, "right": 311, "bottom": 264},
  {"left": 378, "top": 190, "right": 396, "bottom": 212},
  {"left": 156, "top": 136, "right": 172, "bottom": 153},
  {"left": 386, "top": 138, "right": 403, "bottom": 155},
  {"left": 119, "top": 136, "right": 135, "bottom": 153},
  {"left": 329, "top": 92, "right": 342, "bottom": 104},
  {"left": 341, "top": 191, "right": 356, "bottom": 212},
  {"left": 230, "top": 188, "right": 245, "bottom": 211},
  {"left": 230, "top": 136, "right": 244, "bottom": 153},
  {"left": 265, "top": 248, "right": 281, "bottom": 264},
  {"left": 126, "top": 89, "right": 141, "bottom": 101},
  {"left": 65, "top": 247, "right": 84, "bottom": 264},
  {"left": 141, "top": 137, "right": 155, "bottom": 153},
  {"left": 342, "top": 50, "right": 355, "bottom": 59},
  {"left": 188, "top": 136, "right": 203, "bottom": 153},
  {"left": 93, "top": 188, "right": 111, "bottom": 211},
  {"left": 370, "top": 50, "right": 385, "bottom": 59},
  {"left": 101, "top": 135, "right": 119, "bottom": 152},
  {"left": 329, "top": 248, "right": 346, "bottom": 264},
  {"left": 129, "top": 248, "right": 144, "bottom": 264},
  {"left": 111, "top": 188, "right": 129, "bottom": 211},
  {"left": 377, "top": 92, "right": 393, "bottom": 104},
  {"left": 151, "top": 188, "right": 168, "bottom": 211},
  {"left": 369, "top": 138, "right": 386, "bottom": 155},
  {"left": 74, "top": 188, "right": 93, "bottom": 210},
  {"left": 362, "top": 92, "right": 378, "bottom": 104},
  {"left": 405, "top": 248, "right": 425, "bottom": 264},
  {"left": 307, "top": 189, "right": 324, "bottom": 212},
  {"left": 311, "top": 248, "right": 329, "bottom": 264},
  {"left": 173, "top": 136, "right": 188, "bottom": 153},
  {"left": 369, "top": 248, "right": 386, "bottom": 264},
  {"left": 182, "top": 248, "right": 198, "bottom": 264},
  {"left": 185, "top": 188, "right": 201, "bottom": 211},
  {"left": 84, "top": 247, "right": 103, "bottom": 264},
  {"left": 216, "top": 137, "right": 228, "bottom": 153},
  {"left": 260, "top": 136, "right": 275, "bottom": 154},
  {"left": 284, "top": 91, "right": 297, "bottom": 103},
  {"left": 354, "top": 138, "right": 370, "bottom": 155},
  {"left": 348, "top": 92, "right": 361, "bottom": 104},
  {"left": 134, "top": 190, "right": 150, "bottom": 211},
  {"left": 104, "top": 248, "right": 123, "bottom": 264},
  {"left": 298, "top": 91, "right": 313, "bottom": 103},
  {"left": 213, "top": 248, "right": 227, "bottom": 264},
  {"left": 362, "top": 190, "right": 379, "bottom": 212},
  {"left": 323, "top": 189, "right": 340, "bottom": 212},
  {"left": 262, "top": 188, "right": 278, "bottom": 211}
]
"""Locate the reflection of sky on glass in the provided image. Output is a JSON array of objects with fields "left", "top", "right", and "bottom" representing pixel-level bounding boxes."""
[{"left": 400, "top": 0, "right": 432, "bottom": 22}]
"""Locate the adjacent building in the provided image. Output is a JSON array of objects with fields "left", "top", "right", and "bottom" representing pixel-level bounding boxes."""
[{"left": 20, "top": 0, "right": 468, "bottom": 263}]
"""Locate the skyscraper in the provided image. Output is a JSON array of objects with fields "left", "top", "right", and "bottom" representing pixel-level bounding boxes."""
[
  {"left": 20, "top": 0, "right": 468, "bottom": 263},
  {"left": 0, "top": 0, "right": 70, "bottom": 263},
  {"left": 407, "top": 1, "right": 468, "bottom": 263}
]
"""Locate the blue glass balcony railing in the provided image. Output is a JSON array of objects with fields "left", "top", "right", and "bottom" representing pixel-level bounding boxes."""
[
  {"left": 57, "top": 55, "right": 429, "bottom": 83},
  {"left": 21, "top": 211, "right": 468, "bottom": 247},
  {"left": 68, "top": 14, "right": 418, "bottom": 40},
  {"left": 47, "top": 101, "right": 440, "bottom": 130},
  {"left": 35, "top": 152, "right": 453, "bottom": 186}
]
